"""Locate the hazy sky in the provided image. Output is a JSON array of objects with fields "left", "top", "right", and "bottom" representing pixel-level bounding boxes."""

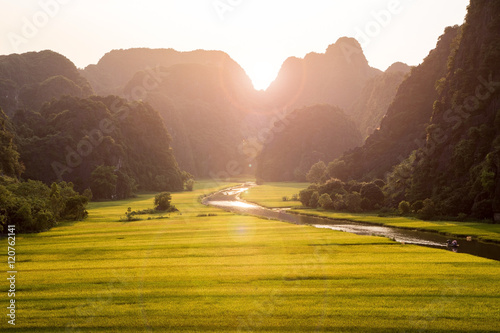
[{"left": 2, "top": 0, "right": 469, "bottom": 90}]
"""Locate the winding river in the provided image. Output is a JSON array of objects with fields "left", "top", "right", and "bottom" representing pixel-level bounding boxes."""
[{"left": 203, "top": 183, "right": 500, "bottom": 261}]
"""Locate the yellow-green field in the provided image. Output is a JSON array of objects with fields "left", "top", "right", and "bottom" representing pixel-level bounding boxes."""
[
  {"left": 2, "top": 181, "right": 500, "bottom": 332},
  {"left": 243, "top": 183, "right": 500, "bottom": 243}
]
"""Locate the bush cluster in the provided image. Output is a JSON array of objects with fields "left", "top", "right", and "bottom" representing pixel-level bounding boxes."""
[
  {"left": 299, "top": 178, "right": 385, "bottom": 212},
  {"left": 0, "top": 177, "right": 89, "bottom": 233}
]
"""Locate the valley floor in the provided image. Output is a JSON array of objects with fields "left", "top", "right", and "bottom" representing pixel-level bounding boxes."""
[{"left": 3, "top": 181, "right": 500, "bottom": 332}]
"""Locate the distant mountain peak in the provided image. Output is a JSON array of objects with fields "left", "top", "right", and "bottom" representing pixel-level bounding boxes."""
[
  {"left": 385, "top": 62, "right": 411, "bottom": 74},
  {"left": 327, "top": 37, "right": 363, "bottom": 52},
  {"left": 265, "top": 36, "right": 380, "bottom": 111},
  {"left": 325, "top": 37, "right": 368, "bottom": 65}
]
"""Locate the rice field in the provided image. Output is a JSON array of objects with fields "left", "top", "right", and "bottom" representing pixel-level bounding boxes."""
[{"left": 2, "top": 181, "right": 499, "bottom": 332}]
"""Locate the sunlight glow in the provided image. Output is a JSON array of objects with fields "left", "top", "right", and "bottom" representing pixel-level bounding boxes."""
[{"left": 248, "top": 61, "right": 279, "bottom": 91}]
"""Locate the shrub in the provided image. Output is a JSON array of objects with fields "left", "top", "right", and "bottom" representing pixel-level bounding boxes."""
[
  {"left": 282, "top": 196, "right": 289, "bottom": 202},
  {"left": 124, "top": 207, "right": 138, "bottom": 221},
  {"left": 398, "top": 201, "right": 411, "bottom": 215},
  {"left": 0, "top": 180, "right": 87, "bottom": 233}
]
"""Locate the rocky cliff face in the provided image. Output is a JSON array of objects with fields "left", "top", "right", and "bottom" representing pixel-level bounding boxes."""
[
  {"left": 329, "top": 26, "right": 459, "bottom": 181},
  {"left": 263, "top": 37, "right": 381, "bottom": 113}
]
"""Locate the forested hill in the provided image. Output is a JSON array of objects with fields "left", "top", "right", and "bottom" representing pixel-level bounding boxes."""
[
  {"left": 327, "top": 25, "right": 459, "bottom": 181},
  {"left": 0, "top": 50, "right": 93, "bottom": 116},
  {"left": 400, "top": 0, "right": 500, "bottom": 218},
  {"left": 11, "top": 95, "right": 185, "bottom": 196},
  {"left": 263, "top": 37, "right": 381, "bottom": 113},
  {"left": 256, "top": 104, "right": 362, "bottom": 182}
]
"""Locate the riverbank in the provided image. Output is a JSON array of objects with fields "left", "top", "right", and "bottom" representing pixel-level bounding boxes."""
[{"left": 241, "top": 183, "right": 500, "bottom": 244}]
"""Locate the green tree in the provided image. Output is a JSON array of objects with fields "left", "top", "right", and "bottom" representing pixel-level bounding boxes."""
[
  {"left": 49, "top": 183, "right": 64, "bottom": 219},
  {"left": 411, "top": 200, "right": 424, "bottom": 213},
  {"left": 185, "top": 179, "right": 195, "bottom": 191},
  {"left": 345, "top": 192, "right": 362, "bottom": 212},
  {"left": 155, "top": 192, "right": 172, "bottom": 211},
  {"left": 309, "top": 191, "right": 320, "bottom": 208},
  {"left": 333, "top": 194, "right": 346, "bottom": 211},
  {"left": 318, "top": 193, "right": 333, "bottom": 209},
  {"left": 34, "top": 210, "right": 56, "bottom": 231},
  {"left": 91, "top": 166, "right": 117, "bottom": 200},
  {"left": 61, "top": 195, "right": 88, "bottom": 220},
  {"left": 306, "top": 161, "right": 326, "bottom": 184},
  {"left": 0, "top": 177, "right": 87, "bottom": 233},
  {"left": 13, "top": 204, "right": 34, "bottom": 232},
  {"left": 82, "top": 188, "right": 93, "bottom": 201},
  {"left": 360, "top": 183, "right": 385, "bottom": 210},
  {"left": 327, "top": 160, "right": 350, "bottom": 181},
  {"left": 418, "top": 198, "right": 436, "bottom": 220},
  {"left": 116, "top": 171, "right": 137, "bottom": 199},
  {"left": 181, "top": 171, "right": 195, "bottom": 191},
  {"left": 125, "top": 207, "right": 136, "bottom": 221},
  {"left": 0, "top": 109, "right": 24, "bottom": 178},
  {"left": 299, "top": 188, "right": 315, "bottom": 207},
  {"left": 318, "top": 178, "right": 345, "bottom": 196},
  {"left": 398, "top": 201, "right": 411, "bottom": 215}
]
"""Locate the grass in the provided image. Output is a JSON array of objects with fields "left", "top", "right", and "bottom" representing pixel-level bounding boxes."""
[
  {"left": 1, "top": 180, "right": 499, "bottom": 332},
  {"left": 243, "top": 182, "right": 500, "bottom": 243},
  {"left": 241, "top": 182, "right": 305, "bottom": 208}
]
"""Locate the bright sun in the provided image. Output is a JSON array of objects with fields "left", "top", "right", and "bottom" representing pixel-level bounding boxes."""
[{"left": 248, "top": 62, "right": 278, "bottom": 91}]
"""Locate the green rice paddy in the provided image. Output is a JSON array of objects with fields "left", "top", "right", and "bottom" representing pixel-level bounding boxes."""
[{"left": 2, "top": 181, "right": 499, "bottom": 332}]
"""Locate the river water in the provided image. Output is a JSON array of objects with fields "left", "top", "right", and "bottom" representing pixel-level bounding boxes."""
[{"left": 203, "top": 183, "right": 500, "bottom": 261}]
